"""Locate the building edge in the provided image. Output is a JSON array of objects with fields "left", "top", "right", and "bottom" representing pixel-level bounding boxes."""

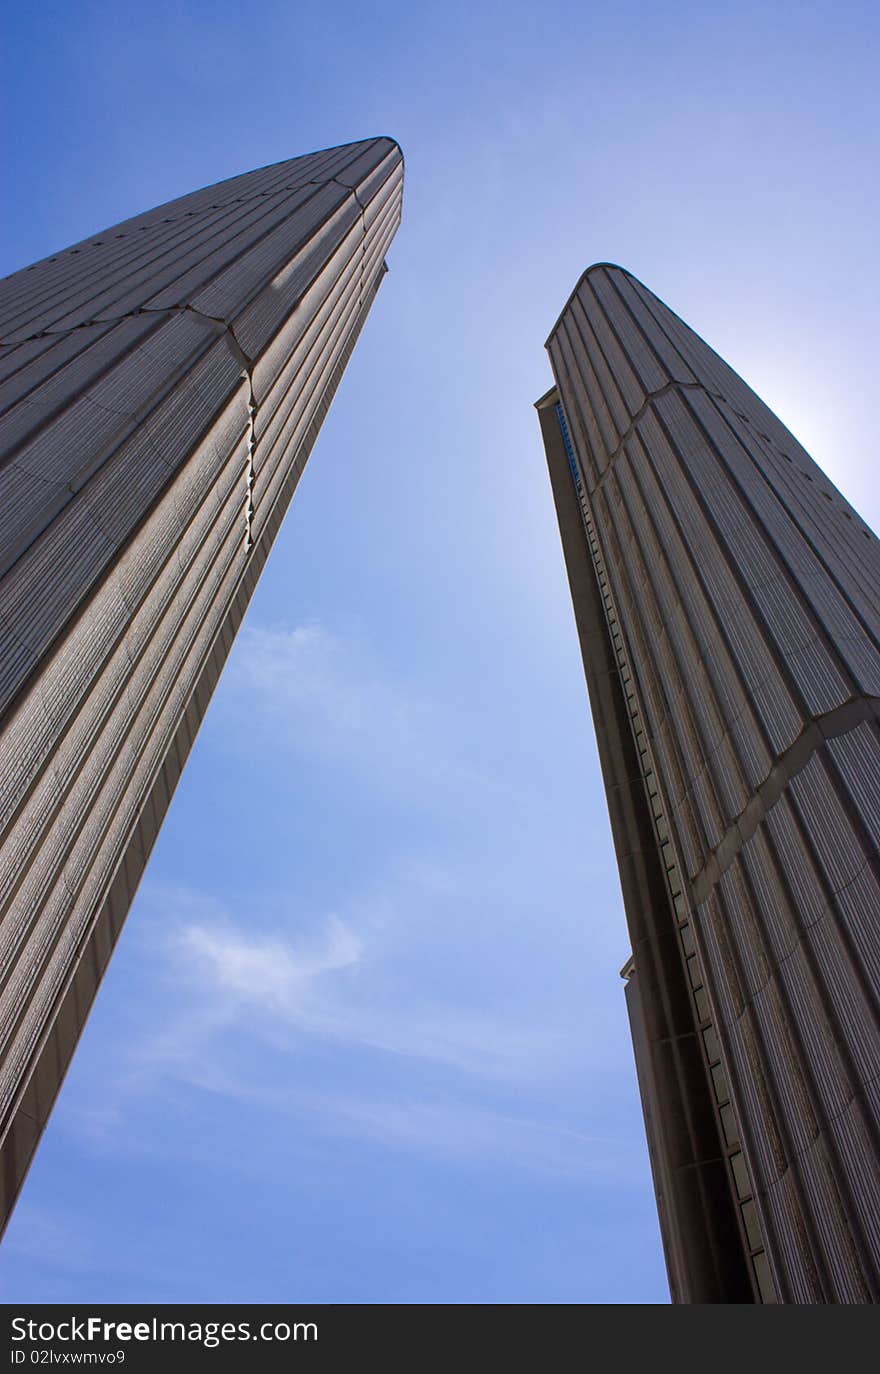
[
  {"left": 535, "top": 388, "right": 758, "bottom": 1303},
  {"left": 0, "top": 265, "right": 388, "bottom": 1239}
]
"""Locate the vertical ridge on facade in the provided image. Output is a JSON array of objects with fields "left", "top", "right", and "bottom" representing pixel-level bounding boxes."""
[
  {"left": 0, "top": 138, "right": 403, "bottom": 1234},
  {"left": 537, "top": 264, "right": 880, "bottom": 1303}
]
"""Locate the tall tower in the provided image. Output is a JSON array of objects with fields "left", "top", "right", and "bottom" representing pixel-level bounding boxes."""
[
  {"left": 536, "top": 264, "right": 880, "bottom": 1304},
  {"left": 0, "top": 137, "right": 403, "bottom": 1234}
]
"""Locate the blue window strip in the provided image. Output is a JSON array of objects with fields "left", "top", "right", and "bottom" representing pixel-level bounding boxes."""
[{"left": 555, "top": 401, "right": 582, "bottom": 492}]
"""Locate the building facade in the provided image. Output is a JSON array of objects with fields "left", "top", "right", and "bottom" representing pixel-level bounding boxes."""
[
  {"left": 537, "top": 264, "right": 880, "bottom": 1303},
  {"left": 0, "top": 137, "right": 403, "bottom": 1234}
]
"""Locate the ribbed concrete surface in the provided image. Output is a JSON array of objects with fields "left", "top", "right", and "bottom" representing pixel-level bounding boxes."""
[
  {"left": 0, "top": 137, "right": 403, "bottom": 1233},
  {"left": 543, "top": 265, "right": 880, "bottom": 1303}
]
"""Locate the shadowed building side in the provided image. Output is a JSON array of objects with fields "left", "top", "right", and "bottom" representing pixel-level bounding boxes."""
[
  {"left": 536, "top": 389, "right": 754, "bottom": 1304},
  {"left": 0, "top": 137, "right": 403, "bottom": 1234},
  {"left": 537, "top": 264, "right": 880, "bottom": 1304}
]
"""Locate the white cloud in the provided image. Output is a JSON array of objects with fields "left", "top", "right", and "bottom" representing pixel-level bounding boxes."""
[
  {"left": 50, "top": 842, "right": 638, "bottom": 1193},
  {"left": 51, "top": 622, "right": 632, "bottom": 1190},
  {"left": 139, "top": 893, "right": 564, "bottom": 1084},
  {"left": 174, "top": 914, "right": 362, "bottom": 1014}
]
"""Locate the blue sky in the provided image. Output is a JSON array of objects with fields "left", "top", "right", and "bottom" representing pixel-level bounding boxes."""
[{"left": 1, "top": 0, "right": 878, "bottom": 1304}]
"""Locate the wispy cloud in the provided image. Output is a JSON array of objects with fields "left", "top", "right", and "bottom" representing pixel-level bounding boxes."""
[
  {"left": 214, "top": 619, "right": 613, "bottom": 925},
  {"left": 51, "top": 623, "right": 630, "bottom": 1198},
  {"left": 134, "top": 887, "right": 565, "bottom": 1084},
  {"left": 219, "top": 622, "right": 555, "bottom": 820},
  {"left": 55, "top": 875, "right": 630, "bottom": 1188},
  {"left": 304, "top": 1095, "right": 641, "bottom": 1182},
  {"left": 224, "top": 623, "right": 434, "bottom": 768},
  {"left": 175, "top": 914, "right": 362, "bottom": 1013}
]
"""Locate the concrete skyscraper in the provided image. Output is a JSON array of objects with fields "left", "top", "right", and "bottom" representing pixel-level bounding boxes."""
[
  {"left": 536, "top": 265, "right": 880, "bottom": 1304},
  {"left": 0, "top": 137, "right": 403, "bottom": 1235}
]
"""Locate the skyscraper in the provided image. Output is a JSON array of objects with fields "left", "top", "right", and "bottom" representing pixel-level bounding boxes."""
[
  {"left": 0, "top": 137, "right": 403, "bottom": 1235},
  {"left": 536, "top": 264, "right": 880, "bottom": 1304}
]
